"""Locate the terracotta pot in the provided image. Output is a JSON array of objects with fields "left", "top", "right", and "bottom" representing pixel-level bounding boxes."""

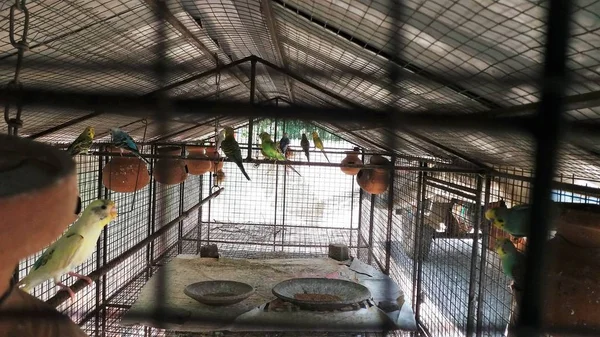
[
  {"left": 340, "top": 149, "right": 362, "bottom": 175},
  {"left": 0, "top": 135, "right": 79, "bottom": 261},
  {"left": 153, "top": 146, "right": 187, "bottom": 185},
  {"left": 356, "top": 155, "right": 390, "bottom": 195},
  {"left": 102, "top": 146, "right": 150, "bottom": 193},
  {"left": 207, "top": 146, "right": 223, "bottom": 171},
  {"left": 540, "top": 236, "right": 600, "bottom": 335},
  {"left": 186, "top": 146, "right": 212, "bottom": 176}
]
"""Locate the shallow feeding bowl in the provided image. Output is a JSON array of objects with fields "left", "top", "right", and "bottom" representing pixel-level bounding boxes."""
[
  {"left": 272, "top": 278, "right": 372, "bottom": 310},
  {"left": 184, "top": 280, "right": 255, "bottom": 306}
]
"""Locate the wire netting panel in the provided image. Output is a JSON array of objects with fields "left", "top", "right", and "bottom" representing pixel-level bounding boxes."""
[
  {"left": 17, "top": 154, "right": 101, "bottom": 323},
  {"left": 387, "top": 160, "right": 421, "bottom": 313},
  {"left": 416, "top": 172, "right": 481, "bottom": 337}
]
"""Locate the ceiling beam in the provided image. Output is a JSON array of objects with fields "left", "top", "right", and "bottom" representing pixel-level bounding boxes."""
[
  {"left": 141, "top": 0, "right": 267, "bottom": 100},
  {"left": 260, "top": 0, "right": 295, "bottom": 103}
]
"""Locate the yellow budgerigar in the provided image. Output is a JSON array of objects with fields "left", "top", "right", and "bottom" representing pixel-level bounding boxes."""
[
  {"left": 66, "top": 126, "right": 95, "bottom": 156},
  {"left": 17, "top": 199, "right": 118, "bottom": 299}
]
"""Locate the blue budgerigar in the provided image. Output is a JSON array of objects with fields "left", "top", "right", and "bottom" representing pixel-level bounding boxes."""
[
  {"left": 109, "top": 128, "right": 150, "bottom": 164},
  {"left": 279, "top": 132, "right": 290, "bottom": 155}
]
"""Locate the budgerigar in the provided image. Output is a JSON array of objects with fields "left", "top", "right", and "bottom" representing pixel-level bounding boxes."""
[
  {"left": 300, "top": 133, "right": 310, "bottom": 162},
  {"left": 311, "top": 131, "right": 330, "bottom": 163},
  {"left": 495, "top": 238, "right": 526, "bottom": 289},
  {"left": 18, "top": 199, "right": 118, "bottom": 299},
  {"left": 259, "top": 132, "right": 301, "bottom": 177},
  {"left": 485, "top": 200, "right": 560, "bottom": 237},
  {"left": 220, "top": 126, "right": 251, "bottom": 181},
  {"left": 279, "top": 133, "right": 290, "bottom": 155},
  {"left": 66, "top": 126, "right": 95, "bottom": 156},
  {"left": 109, "top": 128, "right": 150, "bottom": 164}
]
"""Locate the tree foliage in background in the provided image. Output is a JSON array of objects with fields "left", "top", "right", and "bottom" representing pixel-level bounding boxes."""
[{"left": 249, "top": 119, "right": 342, "bottom": 141}]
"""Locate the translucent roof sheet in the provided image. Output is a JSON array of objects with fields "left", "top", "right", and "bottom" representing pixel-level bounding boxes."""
[{"left": 0, "top": 0, "right": 599, "bottom": 179}]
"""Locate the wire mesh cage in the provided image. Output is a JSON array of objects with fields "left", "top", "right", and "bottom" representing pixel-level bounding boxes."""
[{"left": 2, "top": 0, "right": 600, "bottom": 337}]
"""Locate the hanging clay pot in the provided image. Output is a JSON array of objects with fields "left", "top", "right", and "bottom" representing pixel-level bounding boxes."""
[
  {"left": 186, "top": 145, "right": 212, "bottom": 176},
  {"left": 504, "top": 204, "right": 600, "bottom": 337},
  {"left": 340, "top": 148, "right": 363, "bottom": 175},
  {"left": 207, "top": 146, "right": 223, "bottom": 171},
  {"left": 153, "top": 146, "right": 187, "bottom": 185},
  {"left": 102, "top": 146, "right": 150, "bottom": 193},
  {"left": 356, "top": 155, "right": 390, "bottom": 195},
  {"left": 0, "top": 135, "right": 79, "bottom": 260}
]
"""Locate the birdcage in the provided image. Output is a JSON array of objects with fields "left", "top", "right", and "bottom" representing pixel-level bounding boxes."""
[{"left": 1, "top": 1, "right": 600, "bottom": 337}]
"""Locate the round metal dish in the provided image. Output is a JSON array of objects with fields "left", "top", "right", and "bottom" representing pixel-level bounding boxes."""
[
  {"left": 272, "top": 278, "right": 372, "bottom": 310},
  {"left": 184, "top": 280, "right": 255, "bottom": 306}
]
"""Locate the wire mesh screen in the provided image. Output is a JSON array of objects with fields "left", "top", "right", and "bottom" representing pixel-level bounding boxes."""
[{"left": 3, "top": 0, "right": 600, "bottom": 336}]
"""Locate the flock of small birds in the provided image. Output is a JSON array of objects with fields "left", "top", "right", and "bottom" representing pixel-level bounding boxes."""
[{"left": 65, "top": 125, "right": 332, "bottom": 181}]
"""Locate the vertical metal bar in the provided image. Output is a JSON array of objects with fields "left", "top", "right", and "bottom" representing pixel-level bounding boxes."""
[
  {"left": 281, "top": 118, "right": 287, "bottom": 250},
  {"left": 95, "top": 151, "right": 103, "bottom": 337},
  {"left": 385, "top": 156, "right": 396, "bottom": 274},
  {"left": 356, "top": 152, "right": 365, "bottom": 260},
  {"left": 414, "top": 162, "right": 427, "bottom": 323},
  {"left": 207, "top": 173, "right": 212, "bottom": 243},
  {"left": 517, "top": 1, "right": 571, "bottom": 336},
  {"left": 273, "top": 118, "right": 279, "bottom": 251},
  {"left": 177, "top": 147, "right": 185, "bottom": 254},
  {"left": 246, "top": 58, "right": 257, "bottom": 160},
  {"left": 349, "top": 175, "right": 355, "bottom": 251},
  {"left": 196, "top": 174, "right": 203, "bottom": 254},
  {"left": 149, "top": 145, "right": 157, "bottom": 270},
  {"left": 146, "top": 146, "right": 154, "bottom": 278},
  {"left": 476, "top": 175, "right": 492, "bottom": 337},
  {"left": 367, "top": 193, "right": 375, "bottom": 265},
  {"left": 466, "top": 175, "right": 484, "bottom": 336},
  {"left": 101, "top": 153, "right": 109, "bottom": 337}
]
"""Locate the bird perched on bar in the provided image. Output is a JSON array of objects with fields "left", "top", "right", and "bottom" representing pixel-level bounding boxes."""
[
  {"left": 495, "top": 238, "right": 526, "bottom": 290},
  {"left": 109, "top": 128, "right": 150, "bottom": 164},
  {"left": 66, "top": 126, "right": 95, "bottom": 156},
  {"left": 485, "top": 200, "right": 560, "bottom": 237},
  {"left": 258, "top": 131, "right": 301, "bottom": 177},
  {"left": 300, "top": 133, "right": 310, "bottom": 162},
  {"left": 279, "top": 132, "right": 290, "bottom": 155},
  {"left": 312, "top": 131, "right": 330, "bottom": 163},
  {"left": 17, "top": 199, "right": 118, "bottom": 299},
  {"left": 220, "top": 126, "right": 251, "bottom": 181}
]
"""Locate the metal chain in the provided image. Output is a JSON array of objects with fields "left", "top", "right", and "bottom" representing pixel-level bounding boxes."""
[{"left": 4, "top": 0, "right": 29, "bottom": 136}]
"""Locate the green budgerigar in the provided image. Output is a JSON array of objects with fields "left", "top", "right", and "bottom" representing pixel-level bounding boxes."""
[
  {"left": 220, "top": 126, "right": 251, "bottom": 181},
  {"left": 259, "top": 132, "right": 301, "bottom": 177},
  {"left": 66, "top": 126, "right": 95, "bottom": 156},
  {"left": 311, "top": 131, "right": 330, "bottom": 163},
  {"left": 495, "top": 238, "right": 526, "bottom": 289},
  {"left": 17, "top": 199, "right": 118, "bottom": 299},
  {"left": 485, "top": 200, "right": 560, "bottom": 237}
]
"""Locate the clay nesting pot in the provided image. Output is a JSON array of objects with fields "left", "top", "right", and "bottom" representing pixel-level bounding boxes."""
[
  {"left": 0, "top": 135, "right": 79, "bottom": 260},
  {"left": 340, "top": 149, "right": 362, "bottom": 175},
  {"left": 207, "top": 147, "right": 223, "bottom": 171},
  {"left": 102, "top": 146, "right": 150, "bottom": 193},
  {"left": 186, "top": 146, "right": 212, "bottom": 176},
  {"left": 356, "top": 155, "right": 390, "bottom": 195},
  {"left": 153, "top": 146, "right": 187, "bottom": 185}
]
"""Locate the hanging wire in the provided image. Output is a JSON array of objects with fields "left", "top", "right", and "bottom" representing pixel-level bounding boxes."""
[
  {"left": 4, "top": 0, "right": 29, "bottom": 136},
  {"left": 212, "top": 54, "right": 222, "bottom": 192}
]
